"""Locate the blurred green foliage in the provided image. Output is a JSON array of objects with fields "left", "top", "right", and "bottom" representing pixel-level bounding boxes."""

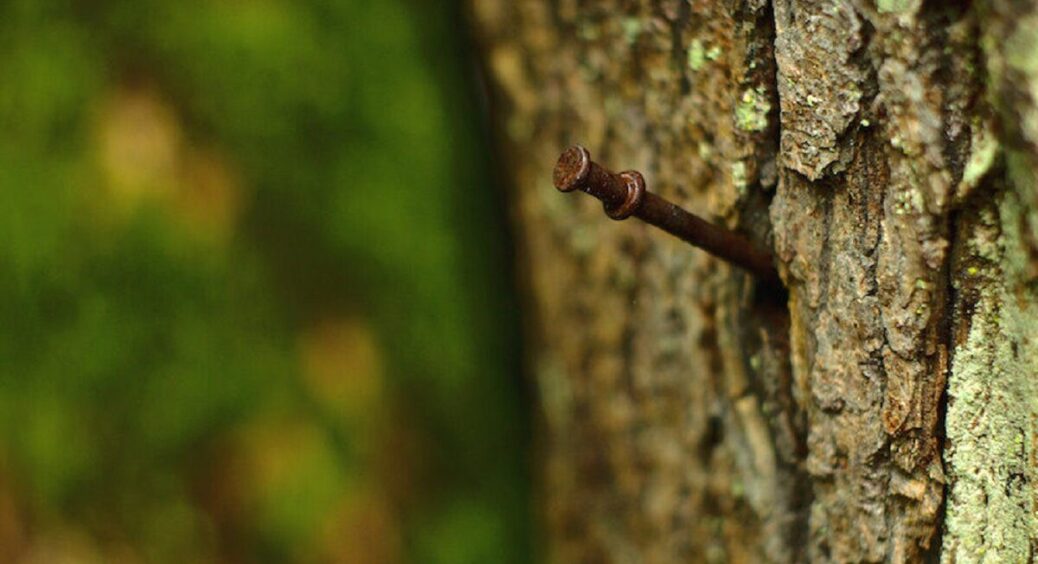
[{"left": 0, "top": 0, "right": 528, "bottom": 562}]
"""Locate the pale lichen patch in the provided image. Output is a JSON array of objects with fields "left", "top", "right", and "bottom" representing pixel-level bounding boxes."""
[
  {"left": 731, "top": 161, "right": 748, "bottom": 195},
  {"left": 735, "top": 87, "right": 770, "bottom": 132},
  {"left": 943, "top": 191, "right": 1038, "bottom": 562},
  {"left": 621, "top": 17, "right": 642, "bottom": 45},
  {"left": 688, "top": 39, "right": 706, "bottom": 71},
  {"left": 688, "top": 40, "right": 723, "bottom": 72},
  {"left": 877, "top": 0, "right": 919, "bottom": 15},
  {"left": 957, "top": 117, "right": 1000, "bottom": 200}
]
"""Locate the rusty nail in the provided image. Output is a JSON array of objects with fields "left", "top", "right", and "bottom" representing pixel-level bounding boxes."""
[{"left": 553, "top": 145, "right": 780, "bottom": 284}]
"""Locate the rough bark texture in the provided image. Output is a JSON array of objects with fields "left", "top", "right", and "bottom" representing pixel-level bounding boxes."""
[{"left": 468, "top": 1, "right": 1038, "bottom": 562}]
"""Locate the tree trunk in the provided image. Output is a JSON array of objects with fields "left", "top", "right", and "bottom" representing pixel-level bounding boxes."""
[{"left": 468, "top": 1, "right": 1038, "bottom": 562}]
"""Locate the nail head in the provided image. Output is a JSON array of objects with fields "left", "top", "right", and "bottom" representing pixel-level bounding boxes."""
[{"left": 553, "top": 145, "right": 591, "bottom": 192}]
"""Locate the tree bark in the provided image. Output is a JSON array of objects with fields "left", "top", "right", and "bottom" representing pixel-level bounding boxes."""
[{"left": 468, "top": 1, "right": 1038, "bottom": 562}]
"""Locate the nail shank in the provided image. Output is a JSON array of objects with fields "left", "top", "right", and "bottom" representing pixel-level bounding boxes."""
[{"left": 553, "top": 145, "right": 780, "bottom": 284}]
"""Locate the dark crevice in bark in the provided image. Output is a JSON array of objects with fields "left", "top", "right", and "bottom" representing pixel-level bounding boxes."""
[
  {"left": 737, "top": 0, "right": 782, "bottom": 248},
  {"left": 731, "top": 4, "right": 812, "bottom": 555},
  {"left": 922, "top": 0, "right": 973, "bottom": 18},
  {"left": 546, "top": 0, "right": 562, "bottom": 28},
  {"left": 855, "top": 17, "right": 882, "bottom": 136},
  {"left": 666, "top": 0, "right": 693, "bottom": 95},
  {"left": 930, "top": 223, "right": 958, "bottom": 563},
  {"left": 700, "top": 303, "right": 725, "bottom": 377},
  {"left": 932, "top": 0, "right": 976, "bottom": 186},
  {"left": 736, "top": 0, "right": 782, "bottom": 282},
  {"left": 699, "top": 412, "right": 725, "bottom": 461},
  {"left": 927, "top": 4, "right": 982, "bottom": 558}
]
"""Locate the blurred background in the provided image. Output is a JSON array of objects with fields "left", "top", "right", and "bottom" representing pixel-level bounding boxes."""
[{"left": 0, "top": 0, "right": 531, "bottom": 562}]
